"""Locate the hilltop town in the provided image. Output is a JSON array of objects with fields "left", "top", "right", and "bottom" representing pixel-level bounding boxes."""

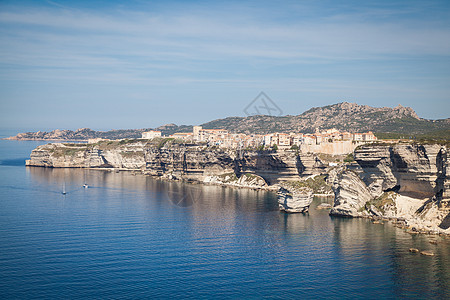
[
  {"left": 6, "top": 102, "right": 448, "bottom": 143},
  {"left": 138, "top": 126, "right": 377, "bottom": 155}
]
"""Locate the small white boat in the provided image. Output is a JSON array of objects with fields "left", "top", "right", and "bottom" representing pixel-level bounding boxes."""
[{"left": 83, "top": 171, "right": 89, "bottom": 188}]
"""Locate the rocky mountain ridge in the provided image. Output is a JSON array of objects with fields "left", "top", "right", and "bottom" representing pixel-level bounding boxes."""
[
  {"left": 7, "top": 102, "right": 450, "bottom": 140},
  {"left": 202, "top": 102, "right": 449, "bottom": 137}
]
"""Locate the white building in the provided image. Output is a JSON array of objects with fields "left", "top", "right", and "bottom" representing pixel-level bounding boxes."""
[
  {"left": 362, "top": 131, "right": 377, "bottom": 141},
  {"left": 170, "top": 132, "right": 193, "bottom": 141},
  {"left": 142, "top": 130, "right": 162, "bottom": 139},
  {"left": 352, "top": 133, "right": 363, "bottom": 141}
]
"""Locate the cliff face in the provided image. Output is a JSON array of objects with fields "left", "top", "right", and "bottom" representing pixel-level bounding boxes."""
[
  {"left": 26, "top": 142, "right": 146, "bottom": 169},
  {"left": 144, "top": 144, "right": 235, "bottom": 179},
  {"left": 26, "top": 140, "right": 450, "bottom": 232},
  {"left": 277, "top": 183, "right": 314, "bottom": 213},
  {"left": 329, "top": 168, "right": 372, "bottom": 217},
  {"left": 26, "top": 140, "right": 327, "bottom": 186},
  {"left": 331, "top": 144, "right": 450, "bottom": 233},
  {"left": 353, "top": 144, "right": 448, "bottom": 200}
]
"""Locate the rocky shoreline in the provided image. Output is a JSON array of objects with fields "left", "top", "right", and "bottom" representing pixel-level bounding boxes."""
[
  {"left": 329, "top": 144, "right": 450, "bottom": 235},
  {"left": 25, "top": 139, "right": 450, "bottom": 235}
]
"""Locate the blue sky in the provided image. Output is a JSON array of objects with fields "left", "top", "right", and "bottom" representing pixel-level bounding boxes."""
[{"left": 0, "top": 0, "right": 449, "bottom": 131}]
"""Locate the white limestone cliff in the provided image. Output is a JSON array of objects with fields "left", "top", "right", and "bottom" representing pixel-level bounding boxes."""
[
  {"left": 277, "top": 183, "right": 314, "bottom": 213},
  {"left": 330, "top": 144, "right": 450, "bottom": 234}
]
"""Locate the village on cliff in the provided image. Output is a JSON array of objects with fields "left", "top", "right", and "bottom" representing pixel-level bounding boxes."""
[{"left": 121, "top": 126, "right": 377, "bottom": 155}]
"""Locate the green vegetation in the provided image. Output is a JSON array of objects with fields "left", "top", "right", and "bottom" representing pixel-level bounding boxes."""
[
  {"left": 285, "top": 175, "right": 332, "bottom": 194},
  {"left": 412, "top": 138, "right": 450, "bottom": 148},
  {"left": 290, "top": 144, "right": 299, "bottom": 150},
  {"left": 119, "top": 139, "right": 138, "bottom": 145},
  {"left": 154, "top": 137, "right": 174, "bottom": 149},
  {"left": 217, "top": 172, "right": 238, "bottom": 183},
  {"left": 317, "top": 153, "right": 335, "bottom": 163},
  {"left": 316, "top": 153, "right": 349, "bottom": 164},
  {"left": 63, "top": 148, "right": 82, "bottom": 156},
  {"left": 51, "top": 146, "right": 86, "bottom": 158},
  {"left": 375, "top": 130, "right": 450, "bottom": 141},
  {"left": 354, "top": 141, "right": 396, "bottom": 151},
  {"left": 201, "top": 104, "right": 450, "bottom": 139},
  {"left": 363, "top": 191, "right": 397, "bottom": 214},
  {"left": 96, "top": 140, "right": 120, "bottom": 150},
  {"left": 343, "top": 153, "right": 354, "bottom": 163},
  {"left": 240, "top": 173, "right": 261, "bottom": 181}
]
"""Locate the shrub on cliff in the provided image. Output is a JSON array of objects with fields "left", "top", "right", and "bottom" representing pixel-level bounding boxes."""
[
  {"left": 285, "top": 175, "right": 332, "bottom": 194},
  {"left": 344, "top": 153, "right": 354, "bottom": 163}
]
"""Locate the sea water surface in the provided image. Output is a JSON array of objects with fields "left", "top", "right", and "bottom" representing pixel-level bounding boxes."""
[{"left": 0, "top": 136, "right": 449, "bottom": 299}]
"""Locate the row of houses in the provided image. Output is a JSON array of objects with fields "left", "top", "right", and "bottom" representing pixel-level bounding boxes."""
[{"left": 142, "top": 126, "right": 377, "bottom": 149}]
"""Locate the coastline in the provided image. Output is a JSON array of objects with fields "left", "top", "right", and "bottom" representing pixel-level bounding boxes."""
[
  {"left": 25, "top": 164, "right": 450, "bottom": 236},
  {"left": 3, "top": 137, "right": 88, "bottom": 142},
  {"left": 26, "top": 163, "right": 450, "bottom": 236},
  {"left": 24, "top": 140, "right": 450, "bottom": 236}
]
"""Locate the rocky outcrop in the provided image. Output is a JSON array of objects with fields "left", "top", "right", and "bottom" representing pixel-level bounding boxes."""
[
  {"left": 277, "top": 183, "right": 314, "bottom": 213},
  {"left": 26, "top": 142, "right": 146, "bottom": 169},
  {"left": 25, "top": 140, "right": 450, "bottom": 233},
  {"left": 330, "top": 144, "right": 450, "bottom": 234},
  {"left": 329, "top": 168, "right": 372, "bottom": 217},
  {"left": 235, "top": 150, "right": 326, "bottom": 184},
  {"left": 144, "top": 143, "right": 235, "bottom": 179},
  {"left": 203, "top": 173, "right": 268, "bottom": 189},
  {"left": 353, "top": 144, "right": 448, "bottom": 200}
]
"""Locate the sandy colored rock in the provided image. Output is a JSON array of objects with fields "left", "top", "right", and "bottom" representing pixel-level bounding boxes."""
[
  {"left": 277, "top": 183, "right": 314, "bottom": 213},
  {"left": 330, "top": 144, "right": 450, "bottom": 235}
]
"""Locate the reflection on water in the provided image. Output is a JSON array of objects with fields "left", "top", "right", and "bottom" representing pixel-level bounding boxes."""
[{"left": 0, "top": 165, "right": 448, "bottom": 298}]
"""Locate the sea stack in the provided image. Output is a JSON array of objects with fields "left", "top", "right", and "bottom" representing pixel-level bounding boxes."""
[{"left": 277, "top": 184, "right": 314, "bottom": 213}]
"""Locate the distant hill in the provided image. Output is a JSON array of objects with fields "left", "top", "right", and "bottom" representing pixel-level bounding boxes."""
[
  {"left": 6, "top": 102, "right": 450, "bottom": 141},
  {"left": 6, "top": 128, "right": 151, "bottom": 141},
  {"left": 201, "top": 102, "right": 450, "bottom": 139}
]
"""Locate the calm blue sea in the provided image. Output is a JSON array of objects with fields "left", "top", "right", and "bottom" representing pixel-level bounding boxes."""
[{"left": 0, "top": 134, "right": 449, "bottom": 299}]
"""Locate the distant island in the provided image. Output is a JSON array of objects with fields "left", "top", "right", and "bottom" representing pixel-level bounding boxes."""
[{"left": 6, "top": 102, "right": 450, "bottom": 141}]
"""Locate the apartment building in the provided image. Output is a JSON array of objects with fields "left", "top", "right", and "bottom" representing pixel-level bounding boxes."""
[{"left": 142, "top": 130, "right": 162, "bottom": 139}]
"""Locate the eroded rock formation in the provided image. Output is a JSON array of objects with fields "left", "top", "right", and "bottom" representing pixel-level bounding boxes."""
[
  {"left": 25, "top": 140, "right": 327, "bottom": 188},
  {"left": 330, "top": 144, "right": 450, "bottom": 233},
  {"left": 25, "top": 140, "right": 450, "bottom": 233},
  {"left": 277, "top": 183, "right": 314, "bottom": 213},
  {"left": 329, "top": 168, "right": 372, "bottom": 217}
]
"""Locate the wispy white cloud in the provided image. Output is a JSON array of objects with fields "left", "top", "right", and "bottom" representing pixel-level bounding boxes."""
[
  {"left": 0, "top": 1, "right": 449, "bottom": 128},
  {"left": 1, "top": 3, "right": 449, "bottom": 71}
]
